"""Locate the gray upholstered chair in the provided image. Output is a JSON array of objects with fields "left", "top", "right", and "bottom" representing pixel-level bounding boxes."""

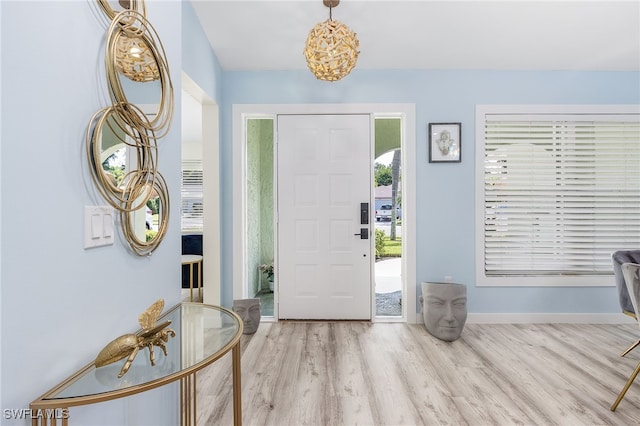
[
  {"left": 612, "top": 250, "right": 640, "bottom": 318},
  {"left": 611, "top": 262, "right": 640, "bottom": 411}
]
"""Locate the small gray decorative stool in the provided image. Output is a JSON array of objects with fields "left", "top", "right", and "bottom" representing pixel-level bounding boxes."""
[{"left": 421, "top": 282, "right": 468, "bottom": 342}]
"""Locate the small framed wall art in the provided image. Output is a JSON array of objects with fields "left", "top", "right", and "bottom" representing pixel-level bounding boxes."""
[{"left": 428, "top": 122, "right": 461, "bottom": 163}]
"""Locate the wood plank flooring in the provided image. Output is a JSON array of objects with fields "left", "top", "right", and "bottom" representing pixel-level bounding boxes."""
[{"left": 196, "top": 322, "right": 640, "bottom": 425}]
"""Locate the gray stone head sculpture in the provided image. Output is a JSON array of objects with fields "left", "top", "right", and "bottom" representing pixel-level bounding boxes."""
[
  {"left": 233, "top": 298, "right": 261, "bottom": 334},
  {"left": 421, "top": 282, "right": 467, "bottom": 342}
]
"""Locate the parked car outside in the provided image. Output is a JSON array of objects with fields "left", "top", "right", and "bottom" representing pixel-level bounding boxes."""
[{"left": 375, "top": 204, "right": 402, "bottom": 221}]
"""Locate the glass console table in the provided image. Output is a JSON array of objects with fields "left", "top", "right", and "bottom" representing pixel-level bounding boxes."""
[{"left": 30, "top": 302, "right": 243, "bottom": 426}]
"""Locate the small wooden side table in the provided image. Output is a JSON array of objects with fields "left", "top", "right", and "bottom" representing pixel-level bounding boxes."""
[{"left": 182, "top": 254, "right": 203, "bottom": 302}]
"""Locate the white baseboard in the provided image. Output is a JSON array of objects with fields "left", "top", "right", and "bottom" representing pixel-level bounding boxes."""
[{"left": 465, "top": 313, "right": 636, "bottom": 324}]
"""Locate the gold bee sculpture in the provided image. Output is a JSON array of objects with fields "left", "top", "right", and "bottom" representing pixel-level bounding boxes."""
[{"left": 95, "top": 299, "right": 176, "bottom": 378}]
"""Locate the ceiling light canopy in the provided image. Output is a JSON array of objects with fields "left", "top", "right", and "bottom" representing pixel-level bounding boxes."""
[{"left": 304, "top": 0, "right": 360, "bottom": 82}]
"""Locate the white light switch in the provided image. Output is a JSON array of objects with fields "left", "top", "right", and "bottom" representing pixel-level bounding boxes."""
[
  {"left": 103, "top": 213, "right": 114, "bottom": 238},
  {"left": 84, "top": 206, "right": 115, "bottom": 249},
  {"left": 91, "top": 214, "right": 101, "bottom": 239}
]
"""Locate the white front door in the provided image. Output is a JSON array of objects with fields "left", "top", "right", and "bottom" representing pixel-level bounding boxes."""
[{"left": 277, "top": 114, "right": 372, "bottom": 320}]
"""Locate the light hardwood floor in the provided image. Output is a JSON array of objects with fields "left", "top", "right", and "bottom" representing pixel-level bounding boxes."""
[{"left": 196, "top": 321, "right": 640, "bottom": 425}]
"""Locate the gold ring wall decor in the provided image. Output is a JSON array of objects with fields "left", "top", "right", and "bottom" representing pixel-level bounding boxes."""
[
  {"left": 86, "top": 105, "right": 159, "bottom": 213},
  {"left": 105, "top": 10, "right": 174, "bottom": 138},
  {"left": 103, "top": 2, "right": 160, "bottom": 83},
  {"left": 120, "top": 173, "right": 170, "bottom": 256},
  {"left": 87, "top": 0, "right": 173, "bottom": 256}
]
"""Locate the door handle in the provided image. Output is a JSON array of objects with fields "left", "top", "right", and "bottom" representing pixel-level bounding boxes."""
[{"left": 354, "top": 228, "right": 369, "bottom": 239}]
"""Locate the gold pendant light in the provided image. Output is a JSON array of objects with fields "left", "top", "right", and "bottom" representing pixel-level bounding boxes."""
[{"left": 304, "top": 0, "right": 360, "bottom": 81}]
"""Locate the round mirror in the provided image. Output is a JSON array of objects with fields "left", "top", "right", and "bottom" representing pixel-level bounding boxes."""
[
  {"left": 120, "top": 172, "right": 169, "bottom": 256},
  {"left": 87, "top": 105, "right": 169, "bottom": 256}
]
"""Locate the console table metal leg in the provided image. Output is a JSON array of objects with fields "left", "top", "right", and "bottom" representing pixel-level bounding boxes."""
[
  {"left": 198, "top": 260, "right": 202, "bottom": 301},
  {"left": 181, "top": 373, "right": 196, "bottom": 425},
  {"left": 233, "top": 343, "right": 242, "bottom": 426},
  {"left": 189, "top": 264, "right": 194, "bottom": 302}
]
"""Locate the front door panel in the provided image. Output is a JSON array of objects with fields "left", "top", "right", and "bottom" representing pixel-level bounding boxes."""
[{"left": 277, "top": 114, "right": 372, "bottom": 320}]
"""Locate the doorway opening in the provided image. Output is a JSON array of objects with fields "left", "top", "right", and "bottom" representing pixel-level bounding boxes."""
[
  {"left": 181, "top": 73, "right": 221, "bottom": 305},
  {"left": 234, "top": 104, "right": 416, "bottom": 323},
  {"left": 374, "top": 118, "right": 403, "bottom": 318}
]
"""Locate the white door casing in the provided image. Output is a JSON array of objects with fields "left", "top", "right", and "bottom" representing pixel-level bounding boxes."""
[
  {"left": 182, "top": 73, "right": 221, "bottom": 306},
  {"left": 277, "top": 114, "right": 372, "bottom": 320},
  {"left": 232, "top": 103, "right": 417, "bottom": 324}
]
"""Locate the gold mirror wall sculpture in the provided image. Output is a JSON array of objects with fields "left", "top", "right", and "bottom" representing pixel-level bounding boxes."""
[
  {"left": 120, "top": 174, "right": 170, "bottom": 256},
  {"left": 87, "top": 0, "right": 173, "bottom": 256},
  {"left": 304, "top": 0, "right": 360, "bottom": 81},
  {"left": 103, "top": 1, "right": 159, "bottom": 83},
  {"left": 105, "top": 9, "right": 174, "bottom": 138},
  {"left": 86, "top": 105, "right": 158, "bottom": 213}
]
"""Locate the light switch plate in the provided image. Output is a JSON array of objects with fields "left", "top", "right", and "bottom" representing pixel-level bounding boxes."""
[{"left": 84, "top": 206, "right": 115, "bottom": 249}]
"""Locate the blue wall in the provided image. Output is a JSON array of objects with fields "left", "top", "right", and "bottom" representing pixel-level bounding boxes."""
[
  {"left": 1, "top": 1, "right": 183, "bottom": 424},
  {"left": 218, "top": 69, "right": 640, "bottom": 314},
  {"left": 182, "top": 1, "right": 222, "bottom": 103}
]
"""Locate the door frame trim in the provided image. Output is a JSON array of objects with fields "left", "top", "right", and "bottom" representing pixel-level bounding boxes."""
[
  {"left": 232, "top": 104, "right": 417, "bottom": 323},
  {"left": 182, "top": 72, "right": 221, "bottom": 305}
]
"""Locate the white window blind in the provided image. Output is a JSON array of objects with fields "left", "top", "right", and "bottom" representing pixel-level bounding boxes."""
[
  {"left": 181, "top": 160, "right": 203, "bottom": 232},
  {"left": 480, "top": 111, "right": 640, "bottom": 278}
]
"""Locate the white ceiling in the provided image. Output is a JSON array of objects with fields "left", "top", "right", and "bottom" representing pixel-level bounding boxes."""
[{"left": 191, "top": 0, "right": 640, "bottom": 72}]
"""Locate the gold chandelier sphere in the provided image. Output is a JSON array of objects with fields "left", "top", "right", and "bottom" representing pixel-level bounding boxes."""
[{"left": 304, "top": 18, "right": 360, "bottom": 82}]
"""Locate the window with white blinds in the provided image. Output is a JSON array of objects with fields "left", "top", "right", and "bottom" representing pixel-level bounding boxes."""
[
  {"left": 181, "top": 159, "right": 203, "bottom": 232},
  {"left": 476, "top": 106, "right": 640, "bottom": 286}
]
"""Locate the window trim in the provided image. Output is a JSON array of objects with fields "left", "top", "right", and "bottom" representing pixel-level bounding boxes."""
[{"left": 475, "top": 104, "right": 640, "bottom": 287}]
